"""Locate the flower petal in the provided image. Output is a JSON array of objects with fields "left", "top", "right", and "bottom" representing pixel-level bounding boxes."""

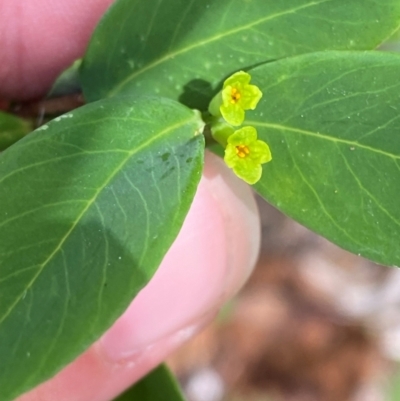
[
  {"left": 224, "top": 144, "right": 239, "bottom": 168},
  {"left": 220, "top": 103, "right": 245, "bottom": 126},
  {"left": 223, "top": 71, "right": 251, "bottom": 88},
  {"left": 233, "top": 162, "right": 262, "bottom": 185},
  {"left": 241, "top": 85, "right": 263, "bottom": 110},
  {"left": 227, "top": 126, "right": 258, "bottom": 146},
  {"left": 251, "top": 140, "right": 272, "bottom": 164}
]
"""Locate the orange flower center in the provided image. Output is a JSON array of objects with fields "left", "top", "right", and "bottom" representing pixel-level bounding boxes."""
[
  {"left": 236, "top": 144, "right": 250, "bottom": 158},
  {"left": 230, "top": 87, "right": 241, "bottom": 104}
]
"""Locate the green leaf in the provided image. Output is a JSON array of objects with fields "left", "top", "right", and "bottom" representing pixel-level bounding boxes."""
[
  {"left": 0, "top": 96, "right": 204, "bottom": 401},
  {"left": 47, "top": 59, "right": 82, "bottom": 98},
  {"left": 387, "top": 366, "right": 400, "bottom": 401},
  {"left": 245, "top": 51, "right": 400, "bottom": 267},
  {"left": 0, "top": 111, "right": 31, "bottom": 151},
  {"left": 81, "top": 0, "right": 400, "bottom": 109},
  {"left": 113, "top": 364, "right": 186, "bottom": 401}
]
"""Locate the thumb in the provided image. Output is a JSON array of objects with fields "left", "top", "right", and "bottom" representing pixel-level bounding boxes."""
[{"left": 0, "top": 0, "right": 115, "bottom": 100}]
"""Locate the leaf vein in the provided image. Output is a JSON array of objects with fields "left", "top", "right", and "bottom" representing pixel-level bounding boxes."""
[
  {"left": 336, "top": 146, "right": 400, "bottom": 228},
  {"left": 107, "top": 0, "right": 332, "bottom": 96},
  {"left": 248, "top": 120, "right": 400, "bottom": 160},
  {"left": 285, "top": 144, "right": 365, "bottom": 246},
  {"left": 0, "top": 150, "right": 128, "bottom": 186},
  {"left": 0, "top": 115, "right": 195, "bottom": 326},
  {"left": 0, "top": 200, "right": 89, "bottom": 229}
]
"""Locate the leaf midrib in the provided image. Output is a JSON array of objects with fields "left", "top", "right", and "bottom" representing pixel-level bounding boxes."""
[
  {"left": 0, "top": 114, "right": 197, "bottom": 327},
  {"left": 106, "top": 0, "right": 332, "bottom": 97},
  {"left": 248, "top": 120, "right": 400, "bottom": 160}
]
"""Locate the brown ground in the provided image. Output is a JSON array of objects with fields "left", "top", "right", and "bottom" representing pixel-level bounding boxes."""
[{"left": 168, "top": 198, "right": 391, "bottom": 401}]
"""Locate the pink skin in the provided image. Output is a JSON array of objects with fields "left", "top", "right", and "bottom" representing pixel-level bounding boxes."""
[{"left": 0, "top": 1, "right": 261, "bottom": 400}]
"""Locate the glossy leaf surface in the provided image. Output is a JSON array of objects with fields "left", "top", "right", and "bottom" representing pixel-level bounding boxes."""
[
  {"left": 245, "top": 51, "right": 400, "bottom": 266},
  {"left": 81, "top": 0, "right": 400, "bottom": 109},
  {"left": 0, "top": 111, "right": 31, "bottom": 151},
  {"left": 0, "top": 96, "right": 204, "bottom": 401},
  {"left": 113, "top": 364, "right": 186, "bottom": 401}
]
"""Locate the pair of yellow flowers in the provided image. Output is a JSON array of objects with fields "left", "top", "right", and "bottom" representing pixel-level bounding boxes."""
[{"left": 207, "top": 71, "right": 272, "bottom": 185}]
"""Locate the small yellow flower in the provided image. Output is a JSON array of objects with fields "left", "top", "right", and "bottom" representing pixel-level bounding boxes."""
[
  {"left": 220, "top": 71, "right": 262, "bottom": 126},
  {"left": 208, "top": 71, "right": 263, "bottom": 126},
  {"left": 224, "top": 126, "right": 271, "bottom": 184}
]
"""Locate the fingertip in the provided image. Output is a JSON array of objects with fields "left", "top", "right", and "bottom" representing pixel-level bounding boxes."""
[
  {"left": 202, "top": 151, "right": 261, "bottom": 295},
  {"left": 0, "top": 0, "right": 115, "bottom": 99}
]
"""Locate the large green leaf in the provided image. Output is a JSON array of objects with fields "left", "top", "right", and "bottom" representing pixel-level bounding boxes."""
[
  {"left": 113, "top": 364, "right": 186, "bottom": 401},
  {"left": 245, "top": 51, "right": 400, "bottom": 267},
  {"left": 0, "top": 96, "right": 204, "bottom": 401},
  {"left": 0, "top": 111, "right": 31, "bottom": 151},
  {"left": 81, "top": 0, "right": 400, "bottom": 109}
]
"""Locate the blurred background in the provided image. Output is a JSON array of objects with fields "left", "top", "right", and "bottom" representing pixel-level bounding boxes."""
[{"left": 167, "top": 195, "right": 400, "bottom": 401}]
